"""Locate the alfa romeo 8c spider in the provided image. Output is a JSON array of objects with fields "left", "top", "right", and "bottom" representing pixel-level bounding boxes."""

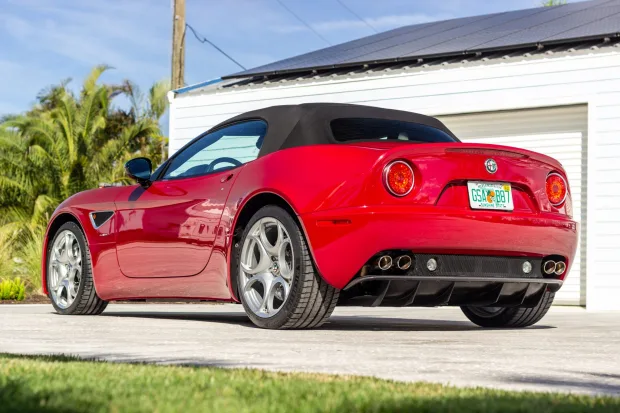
[{"left": 43, "top": 103, "right": 577, "bottom": 329}]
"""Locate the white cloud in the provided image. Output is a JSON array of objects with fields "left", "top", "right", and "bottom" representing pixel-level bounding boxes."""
[
  {"left": 0, "top": 0, "right": 172, "bottom": 115},
  {"left": 0, "top": 1, "right": 169, "bottom": 79}
]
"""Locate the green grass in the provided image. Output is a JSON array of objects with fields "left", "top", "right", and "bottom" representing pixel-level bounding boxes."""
[{"left": 0, "top": 354, "right": 617, "bottom": 413}]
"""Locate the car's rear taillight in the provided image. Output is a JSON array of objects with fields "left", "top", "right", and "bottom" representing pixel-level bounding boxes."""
[
  {"left": 546, "top": 172, "right": 567, "bottom": 206},
  {"left": 383, "top": 160, "right": 414, "bottom": 196}
]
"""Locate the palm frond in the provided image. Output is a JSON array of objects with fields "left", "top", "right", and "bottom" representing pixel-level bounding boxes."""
[
  {"left": 123, "top": 80, "right": 143, "bottom": 116},
  {"left": 31, "top": 194, "right": 58, "bottom": 227},
  {"left": 6, "top": 116, "right": 57, "bottom": 154},
  {"left": 77, "top": 86, "right": 108, "bottom": 152},
  {"left": 148, "top": 80, "right": 170, "bottom": 120},
  {"left": 54, "top": 95, "right": 79, "bottom": 165},
  {"left": 0, "top": 131, "right": 25, "bottom": 153},
  {"left": 33, "top": 79, "right": 71, "bottom": 113},
  {"left": 0, "top": 176, "right": 31, "bottom": 202},
  {"left": 82, "top": 64, "right": 112, "bottom": 96}
]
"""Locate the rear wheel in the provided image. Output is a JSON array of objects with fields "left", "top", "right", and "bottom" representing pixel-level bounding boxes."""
[
  {"left": 461, "top": 290, "right": 554, "bottom": 328},
  {"left": 235, "top": 205, "right": 339, "bottom": 329},
  {"left": 47, "top": 222, "right": 108, "bottom": 315}
]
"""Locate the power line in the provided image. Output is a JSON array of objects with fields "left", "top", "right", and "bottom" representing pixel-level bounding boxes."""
[
  {"left": 185, "top": 23, "right": 247, "bottom": 70},
  {"left": 335, "top": 0, "right": 377, "bottom": 33},
  {"left": 275, "top": 0, "right": 332, "bottom": 46}
]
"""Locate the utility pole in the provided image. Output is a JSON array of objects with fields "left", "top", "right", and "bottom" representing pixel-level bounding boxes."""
[
  {"left": 167, "top": 0, "right": 185, "bottom": 161},
  {"left": 171, "top": 0, "right": 186, "bottom": 90}
]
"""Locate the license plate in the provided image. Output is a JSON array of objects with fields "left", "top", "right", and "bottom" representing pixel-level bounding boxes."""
[{"left": 467, "top": 181, "right": 514, "bottom": 211}]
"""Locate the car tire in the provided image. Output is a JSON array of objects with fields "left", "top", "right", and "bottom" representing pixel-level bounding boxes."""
[
  {"left": 460, "top": 290, "right": 554, "bottom": 328},
  {"left": 235, "top": 205, "right": 339, "bottom": 329},
  {"left": 46, "top": 222, "right": 108, "bottom": 315}
]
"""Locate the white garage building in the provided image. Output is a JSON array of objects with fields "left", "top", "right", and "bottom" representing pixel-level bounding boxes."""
[{"left": 168, "top": 0, "right": 620, "bottom": 310}]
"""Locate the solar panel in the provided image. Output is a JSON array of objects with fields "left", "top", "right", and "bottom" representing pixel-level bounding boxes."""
[
  {"left": 543, "top": 4, "right": 620, "bottom": 41},
  {"left": 224, "top": 0, "right": 620, "bottom": 79},
  {"left": 472, "top": 0, "right": 618, "bottom": 50},
  {"left": 399, "top": 8, "right": 547, "bottom": 58},
  {"left": 230, "top": 20, "right": 442, "bottom": 75},
  {"left": 339, "top": 13, "right": 508, "bottom": 64},
  {"left": 349, "top": 8, "right": 548, "bottom": 63}
]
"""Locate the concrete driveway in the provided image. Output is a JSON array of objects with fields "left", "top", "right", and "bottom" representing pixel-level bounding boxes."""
[{"left": 1, "top": 304, "right": 618, "bottom": 395}]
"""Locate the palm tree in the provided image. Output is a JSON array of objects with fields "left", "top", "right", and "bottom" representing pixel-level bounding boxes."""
[
  {"left": 0, "top": 126, "right": 57, "bottom": 289},
  {"left": 0, "top": 65, "right": 168, "bottom": 291},
  {"left": 123, "top": 79, "right": 170, "bottom": 163}
]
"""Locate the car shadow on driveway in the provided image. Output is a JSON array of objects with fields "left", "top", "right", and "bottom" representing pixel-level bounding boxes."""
[
  {"left": 324, "top": 316, "right": 554, "bottom": 331},
  {"left": 100, "top": 311, "right": 554, "bottom": 331}
]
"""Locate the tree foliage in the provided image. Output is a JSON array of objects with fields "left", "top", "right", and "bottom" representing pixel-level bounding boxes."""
[
  {"left": 0, "top": 65, "right": 168, "bottom": 292},
  {"left": 541, "top": 0, "right": 567, "bottom": 6}
]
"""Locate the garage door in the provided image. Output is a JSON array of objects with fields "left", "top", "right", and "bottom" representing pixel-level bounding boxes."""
[{"left": 437, "top": 105, "right": 587, "bottom": 306}]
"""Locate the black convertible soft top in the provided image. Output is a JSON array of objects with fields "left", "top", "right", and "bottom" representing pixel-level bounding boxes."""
[{"left": 210, "top": 103, "right": 458, "bottom": 158}]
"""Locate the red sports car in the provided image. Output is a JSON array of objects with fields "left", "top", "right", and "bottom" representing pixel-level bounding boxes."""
[{"left": 43, "top": 103, "right": 577, "bottom": 329}]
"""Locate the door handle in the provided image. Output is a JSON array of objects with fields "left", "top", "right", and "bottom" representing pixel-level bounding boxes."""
[{"left": 220, "top": 173, "right": 234, "bottom": 183}]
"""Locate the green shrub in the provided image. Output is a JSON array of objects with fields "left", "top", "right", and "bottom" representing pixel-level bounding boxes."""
[
  {"left": 0, "top": 225, "right": 44, "bottom": 294},
  {"left": 9, "top": 231, "right": 44, "bottom": 293},
  {"left": 0, "top": 278, "right": 26, "bottom": 301},
  {"left": 0, "top": 240, "right": 14, "bottom": 280}
]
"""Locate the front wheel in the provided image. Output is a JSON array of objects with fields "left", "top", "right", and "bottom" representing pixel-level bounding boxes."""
[
  {"left": 235, "top": 205, "right": 339, "bottom": 329},
  {"left": 47, "top": 222, "right": 108, "bottom": 315},
  {"left": 461, "top": 290, "right": 555, "bottom": 328}
]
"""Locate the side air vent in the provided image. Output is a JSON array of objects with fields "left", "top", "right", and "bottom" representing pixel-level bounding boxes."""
[{"left": 89, "top": 211, "right": 114, "bottom": 229}]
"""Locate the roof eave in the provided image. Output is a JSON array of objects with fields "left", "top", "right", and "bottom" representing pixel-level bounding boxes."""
[
  {"left": 221, "top": 32, "right": 620, "bottom": 81},
  {"left": 172, "top": 78, "right": 223, "bottom": 96}
]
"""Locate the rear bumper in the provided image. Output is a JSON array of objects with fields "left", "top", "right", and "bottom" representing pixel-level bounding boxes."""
[
  {"left": 345, "top": 276, "right": 563, "bottom": 289},
  {"left": 341, "top": 275, "right": 559, "bottom": 308},
  {"left": 300, "top": 205, "right": 578, "bottom": 289}
]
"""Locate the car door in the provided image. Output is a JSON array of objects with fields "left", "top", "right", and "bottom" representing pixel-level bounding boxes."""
[{"left": 115, "top": 120, "right": 267, "bottom": 278}]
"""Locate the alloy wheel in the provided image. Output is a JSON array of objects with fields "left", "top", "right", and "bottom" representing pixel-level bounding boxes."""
[
  {"left": 239, "top": 217, "right": 295, "bottom": 318},
  {"left": 48, "top": 230, "right": 82, "bottom": 309}
]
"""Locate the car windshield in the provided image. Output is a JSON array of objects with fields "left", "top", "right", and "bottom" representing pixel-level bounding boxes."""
[{"left": 330, "top": 118, "right": 457, "bottom": 143}]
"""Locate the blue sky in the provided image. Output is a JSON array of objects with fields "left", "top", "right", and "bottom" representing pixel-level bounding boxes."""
[{"left": 1, "top": 0, "right": 566, "bottom": 116}]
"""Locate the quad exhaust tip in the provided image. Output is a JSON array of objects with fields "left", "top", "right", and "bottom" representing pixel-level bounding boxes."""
[
  {"left": 396, "top": 255, "right": 412, "bottom": 270},
  {"left": 543, "top": 259, "right": 567, "bottom": 276},
  {"left": 374, "top": 254, "right": 412, "bottom": 272},
  {"left": 543, "top": 260, "right": 556, "bottom": 275},
  {"left": 377, "top": 255, "right": 393, "bottom": 271}
]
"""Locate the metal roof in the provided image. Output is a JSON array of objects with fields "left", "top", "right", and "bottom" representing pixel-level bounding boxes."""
[
  {"left": 175, "top": 37, "right": 619, "bottom": 96},
  {"left": 223, "top": 0, "right": 620, "bottom": 80}
]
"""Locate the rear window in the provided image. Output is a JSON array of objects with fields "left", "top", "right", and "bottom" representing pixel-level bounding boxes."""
[{"left": 330, "top": 118, "right": 457, "bottom": 143}]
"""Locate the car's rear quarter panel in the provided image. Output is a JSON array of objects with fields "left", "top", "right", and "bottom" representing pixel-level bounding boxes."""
[{"left": 227, "top": 145, "right": 385, "bottom": 215}]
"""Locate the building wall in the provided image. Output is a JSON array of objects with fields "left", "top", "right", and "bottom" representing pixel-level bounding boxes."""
[{"left": 169, "top": 48, "right": 620, "bottom": 310}]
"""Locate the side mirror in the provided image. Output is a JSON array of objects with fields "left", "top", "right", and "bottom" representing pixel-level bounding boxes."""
[{"left": 125, "top": 157, "right": 152, "bottom": 187}]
